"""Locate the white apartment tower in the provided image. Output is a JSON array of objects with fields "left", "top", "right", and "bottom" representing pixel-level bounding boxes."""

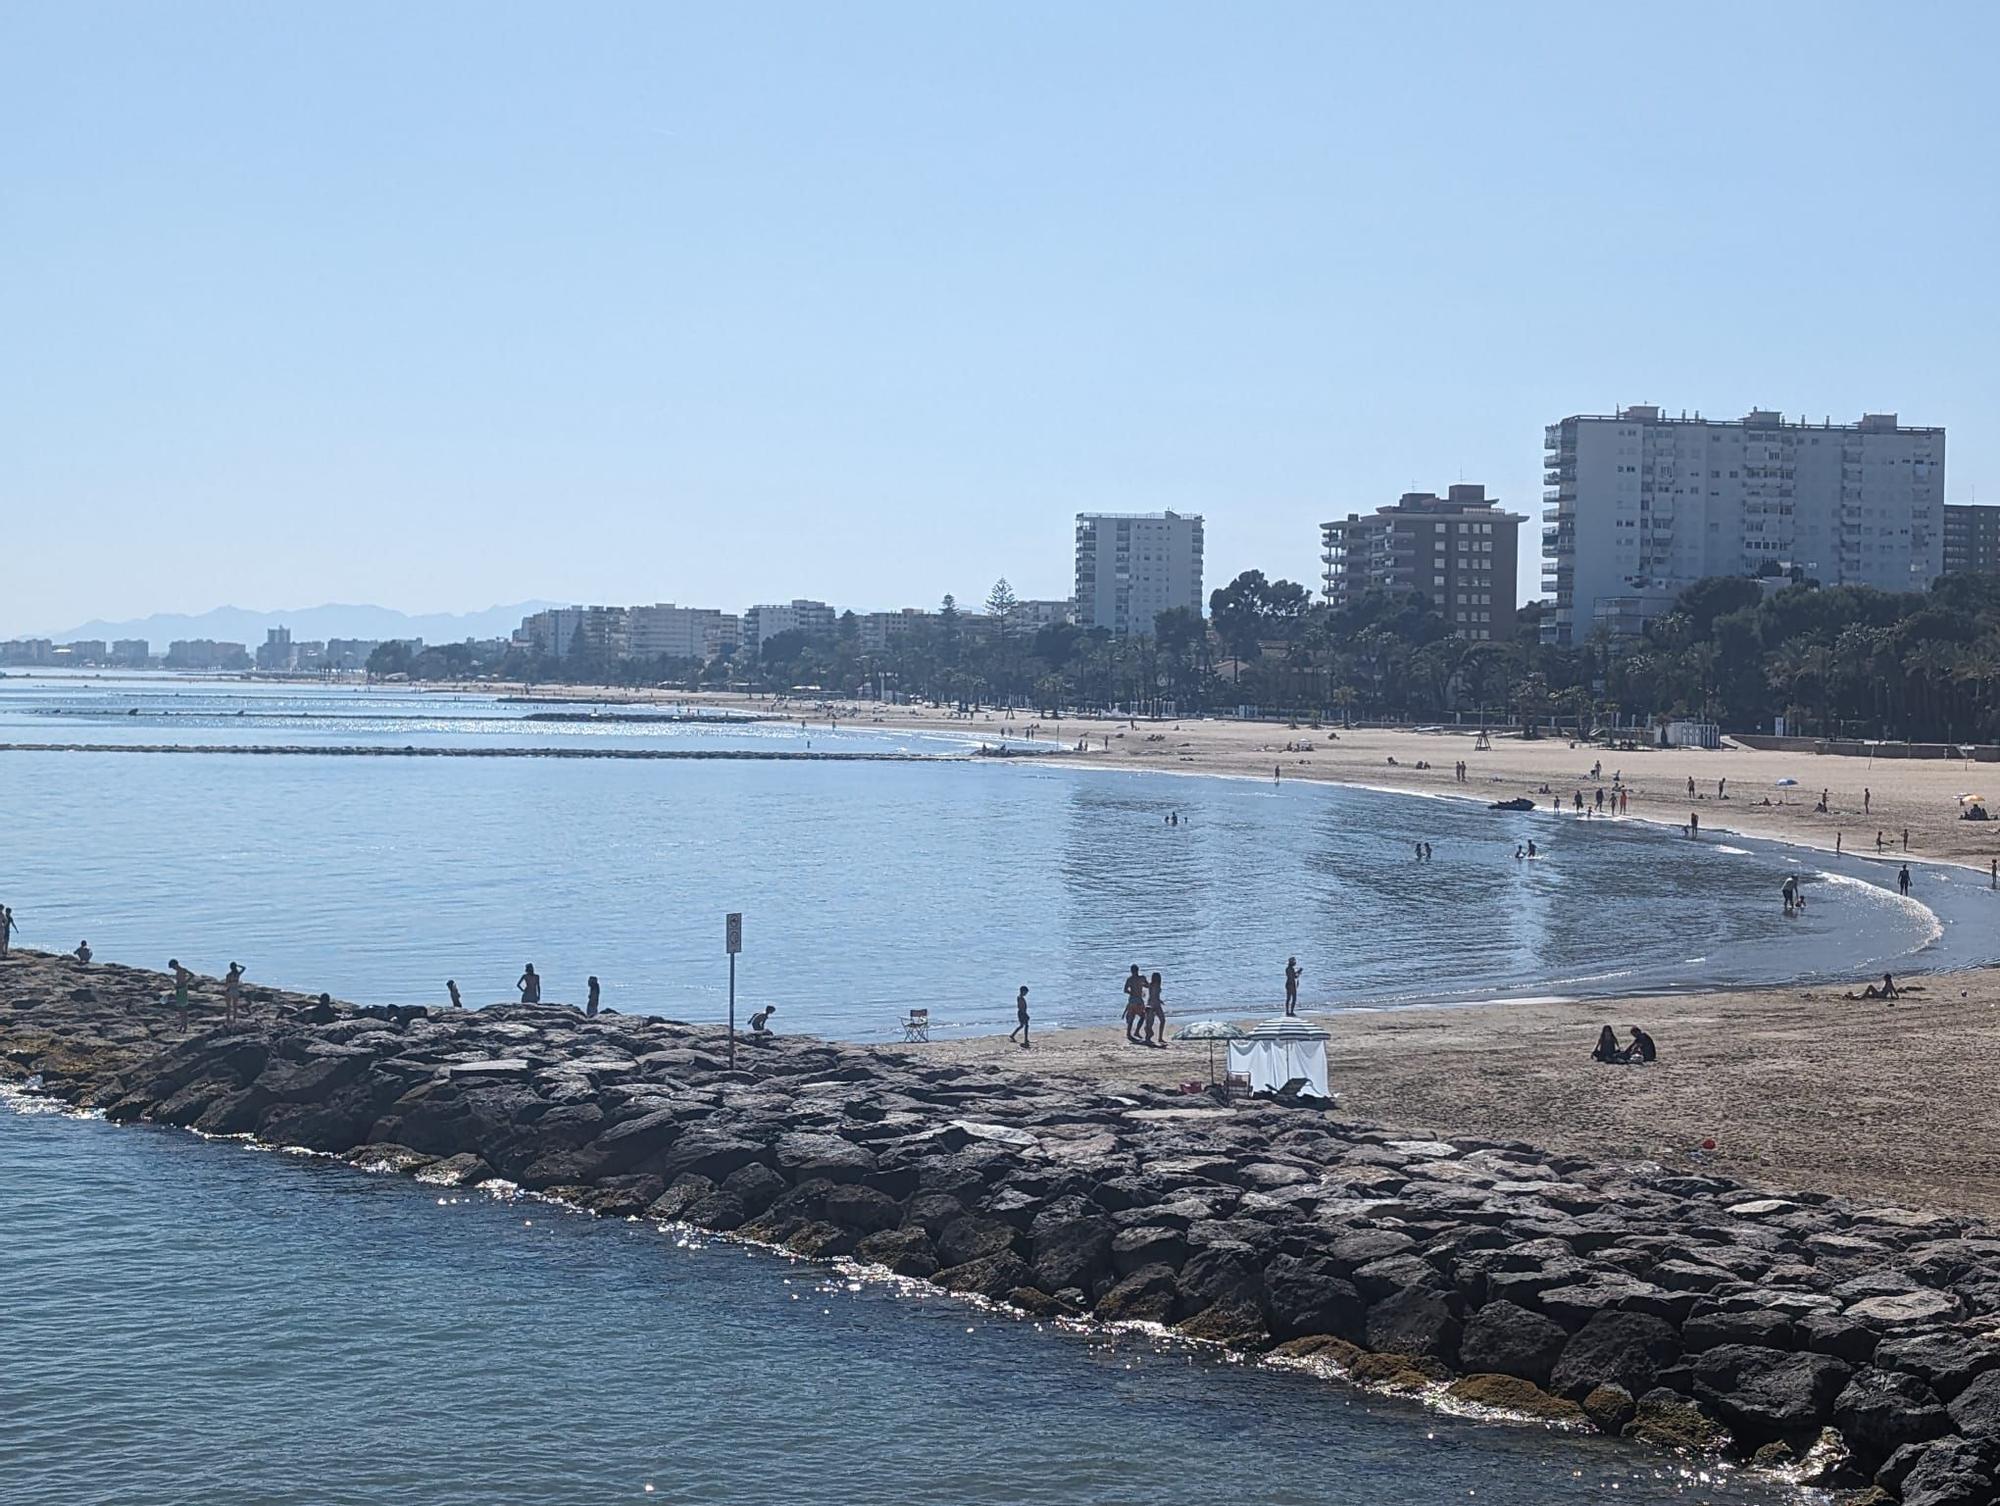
[
  {"left": 1073, "top": 511, "right": 1205, "bottom": 635},
  {"left": 1543, "top": 406, "right": 1944, "bottom": 644}
]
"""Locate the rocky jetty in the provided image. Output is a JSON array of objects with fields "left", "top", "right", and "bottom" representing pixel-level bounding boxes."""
[{"left": 6, "top": 950, "right": 2000, "bottom": 1504}]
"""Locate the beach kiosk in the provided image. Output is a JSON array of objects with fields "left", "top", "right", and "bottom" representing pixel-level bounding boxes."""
[{"left": 1225, "top": 1016, "right": 1331, "bottom": 1099}]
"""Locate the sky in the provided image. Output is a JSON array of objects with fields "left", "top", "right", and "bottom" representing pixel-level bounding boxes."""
[{"left": 4, "top": 2, "right": 1998, "bottom": 637}]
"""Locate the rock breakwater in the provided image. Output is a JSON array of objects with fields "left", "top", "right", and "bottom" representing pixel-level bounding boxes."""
[{"left": 5, "top": 950, "right": 1999, "bottom": 1504}]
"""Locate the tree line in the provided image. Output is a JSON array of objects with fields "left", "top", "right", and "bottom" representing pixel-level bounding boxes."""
[{"left": 371, "top": 570, "right": 2000, "bottom": 743}]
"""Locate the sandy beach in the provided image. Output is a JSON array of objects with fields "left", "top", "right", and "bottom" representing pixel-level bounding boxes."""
[
  {"left": 476, "top": 685, "right": 2000, "bottom": 872},
  {"left": 889, "top": 971, "right": 2000, "bottom": 1220}
]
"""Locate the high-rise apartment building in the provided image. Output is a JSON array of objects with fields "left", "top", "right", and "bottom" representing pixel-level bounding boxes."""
[
  {"left": 1543, "top": 407, "right": 1944, "bottom": 644},
  {"left": 1320, "top": 484, "right": 1523, "bottom": 642},
  {"left": 518, "top": 606, "right": 629, "bottom": 659},
  {"left": 627, "top": 604, "right": 738, "bottom": 662},
  {"left": 742, "top": 600, "right": 836, "bottom": 657},
  {"left": 1073, "top": 512, "right": 1204, "bottom": 635},
  {"left": 1943, "top": 503, "right": 2000, "bottom": 578}
]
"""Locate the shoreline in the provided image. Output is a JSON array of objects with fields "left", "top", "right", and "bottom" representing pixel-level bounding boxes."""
[{"left": 5, "top": 946, "right": 1999, "bottom": 1502}]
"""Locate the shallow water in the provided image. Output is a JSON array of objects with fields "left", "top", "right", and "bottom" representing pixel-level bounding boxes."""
[
  {"left": 1, "top": 677, "right": 1992, "bottom": 1039},
  {"left": 0, "top": 1102, "right": 1805, "bottom": 1506}
]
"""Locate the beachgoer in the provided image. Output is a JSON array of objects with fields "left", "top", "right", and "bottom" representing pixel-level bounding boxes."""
[
  {"left": 1284, "top": 956, "right": 1301, "bottom": 1015},
  {"left": 223, "top": 961, "right": 244, "bottom": 1027},
  {"left": 1414, "top": 841, "right": 1423, "bottom": 861},
  {"left": 74, "top": 940, "right": 92, "bottom": 965},
  {"left": 1591, "top": 1025, "right": 1622, "bottom": 1064},
  {"left": 1123, "top": 965, "right": 1147, "bottom": 1043},
  {"left": 1861, "top": 973, "right": 1900, "bottom": 1001},
  {"left": 1514, "top": 845, "right": 1524, "bottom": 860},
  {"left": 1526, "top": 840, "right": 1537, "bottom": 856},
  {"left": 1902, "top": 828, "right": 1910, "bottom": 851},
  {"left": 1718, "top": 778, "right": 1726, "bottom": 800},
  {"left": 1864, "top": 787, "right": 1871, "bottom": 813},
  {"left": 1876, "top": 830, "right": 1885, "bottom": 852},
  {"left": 170, "top": 959, "right": 192, "bottom": 1033},
  {"left": 1619, "top": 789, "right": 1628, "bottom": 814},
  {"left": 1423, "top": 842, "right": 1432, "bottom": 861},
  {"left": 1626, "top": 1026, "right": 1657, "bottom": 1063},
  {"left": 1144, "top": 972, "right": 1166, "bottom": 1047},
  {"left": 1781, "top": 875, "right": 1798, "bottom": 914},
  {"left": 517, "top": 963, "right": 540, "bottom": 1004},
  {"left": 0, "top": 904, "right": 12, "bottom": 958},
  {"left": 1689, "top": 811, "right": 1699, "bottom": 838},
  {"left": 1009, "top": 985, "right": 1031, "bottom": 1048},
  {"left": 446, "top": 979, "right": 463, "bottom": 1008},
  {"left": 1898, "top": 865, "right": 1911, "bottom": 897},
  {"left": 749, "top": 1005, "right": 775, "bottom": 1034},
  {"left": 587, "top": 975, "right": 601, "bottom": 1017},
  {"left": 1687, "top": 776, "right": 1696, "bottom": 799},
  {"left": 1836, "top": 833, "right": 1842, "bottom": 855}
]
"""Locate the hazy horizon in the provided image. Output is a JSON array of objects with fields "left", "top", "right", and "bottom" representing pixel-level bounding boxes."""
[{"left": 6, "top": 2, "right": 1996, "bottom": 639}]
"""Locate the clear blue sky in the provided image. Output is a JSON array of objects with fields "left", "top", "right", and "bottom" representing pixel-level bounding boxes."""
[{"left": 5, "top": 2, "right": 1996, "bottom": 637}]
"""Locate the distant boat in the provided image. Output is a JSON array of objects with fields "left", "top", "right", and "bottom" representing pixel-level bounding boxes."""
[{"left": 1489, "top": 797, "right": 1537, "bottom": 811}]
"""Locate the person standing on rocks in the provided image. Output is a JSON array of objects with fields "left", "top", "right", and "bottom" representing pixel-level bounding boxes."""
[
  {"left": 0, "top": 904, "right": 13, "bottom": 958},
  {"left": 516, "top": 963, "right": 540, "bottom": 1005},
  {"left": 169, "top": 959, "right": 193, "bottom": 1033},
  {"left": 1284, "top": 956, "right": 1301, "bottom": 1016},
  {"left": 1123, "top": 965, "right": 1147, "bottom": 1043},
  {"left": 1009, "top": 985, "right": 1030, "bottom": 1048},
  {"left": 446, "top": 979, "right": 463, "bottom": 1009},
  {"left": 586, "top": 976, "right": 601, "bottom": 1017},
  {"left": 223, "top": 962, "right": 244, "bottom": 1028}
]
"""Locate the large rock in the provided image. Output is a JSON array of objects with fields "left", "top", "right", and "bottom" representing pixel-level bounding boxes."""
[
  {"left": 1549, "top": 1311, "right": 1682, "bottom": 1401},
  {"left": 1444, "top": 1373, "right": 1587, "bottom": 1425},
  {"left": 823, "top": 1184, "right": 902, "bottom": 1234},
  {"left": 1946, "top": 1365, "right": 2000, "bottom": 1435},
  {"left": 774, "top": 1132, "right": 877, "bottom": 1184},
  {"left": 936, "top": 1216, "right": 1019, "bottom": 1269},
  {"left": 1894, "top": 1437, "right": 2000, "bottom": 1506},
  {"left": 657, "top": 1130, "right": 765, "bottom": 1183},
  {"left": 1111, "top": 1225, "right": 1189, "bottom": 1276},
  {"left": 1261, "top": 1254, "right": 1365, "bottom": 1343},
  {"left": 1689, "top": 1345, "right": 1851, "bottom": 1447},
  {"left": 1623, "top": 1389, "right": 1730, "bottom": 1452},
  {"left": 1365, "top": 1286, "right": 1462, "bottom": 1365},
  {"left": 1459, "top": 1300, "right": 1569, "bottom": 1387},
  {"left": 1096, "top": 1263, "right": 1180, "bottom": 1324},
  {"left": 934, "top": 1252, "right": 1037, "bottom": 1303},
  {"left": 590, "top": 1108, "right": 682, "bottom": 1173},
  {"left": 1878, "top": 1330, "right": 2000, "bottom": 1400},
  {"left": 1833, "top": 1367, "right": 1950, "bottom": 1471},
  {"left": 1030, "top": 1215, "right": 1115, "bottom": 1294},
  {"left": 854, "top": 1226, "right": 938, "bottom": 1278}
]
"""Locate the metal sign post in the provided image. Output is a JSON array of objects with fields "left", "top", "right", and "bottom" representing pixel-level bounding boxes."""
[{"left": 725, "top": 912, "right": 742, "bottom": 1069}]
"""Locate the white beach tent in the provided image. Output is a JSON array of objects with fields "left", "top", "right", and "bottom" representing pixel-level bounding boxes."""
[{"left": 1225, "top": 1016, "right": 1331, "bottom": 1099}]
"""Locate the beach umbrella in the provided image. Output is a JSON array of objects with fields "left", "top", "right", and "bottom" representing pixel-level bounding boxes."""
[
  {"left": 1173, "top": 1019, "right": 1246, "bottom": 1080},
  {"left": 1775, "top": 777, "right": 1799, "bottom": 787},
  {"left": 1960, "top": 793, "right": 1987, "bottom": 804}
]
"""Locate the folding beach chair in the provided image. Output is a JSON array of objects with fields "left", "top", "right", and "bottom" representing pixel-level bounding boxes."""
[{"left": 901, "top": 1008, "right": 930, "bottom": 1042}]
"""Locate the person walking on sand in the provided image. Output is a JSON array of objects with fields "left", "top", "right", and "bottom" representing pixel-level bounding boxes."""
[
  {"left": 169, "top": 959, "right": 193, "bottom": 1033},
  {"left": 1144, "top": 972, "right": 1167, "bottom": 1046},
  {"left": 516, "top": 963, "right": 541, "bottom": 1004},
  {"left": 586, "top": 976, "right": 601, "bottom": 1017},
  {"left": 1009, "top": 985, "right": 1031, "bottom": 1048},
  {"left": 223, "top": 961, "right": 244, "bottom": 1028},
  {"left": 1123, "top": 965, "right": 1147, "bottom": 1043},
  {"left": 1284, "top": 956, "right": 1301, "bottom": 1015},
  {"left": 1898, "top": 864, "right": 1911, "bottom": 897},
  {"left": 446, "top": 979, "right": 464, "bottom": 1009}
]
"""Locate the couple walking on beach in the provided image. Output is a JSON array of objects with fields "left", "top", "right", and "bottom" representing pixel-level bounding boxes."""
[{"left": 1122, "top": 965, "right": 1168, "bottom": 1046}]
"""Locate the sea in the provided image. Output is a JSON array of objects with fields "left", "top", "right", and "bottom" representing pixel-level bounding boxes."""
[{"left": 0, "top": 671, "right": 1965, "bottom": 1503}]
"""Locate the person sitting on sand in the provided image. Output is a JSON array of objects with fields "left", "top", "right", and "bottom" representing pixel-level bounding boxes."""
[
  {"left": 1858, "top": 973, "right": 1901, "bottom": 1001},
  {"left": 73, "top": 940, "right": 91, "bottom": 965},
  {"left": 517, "top": 963, "right": 540, "bottom": 1005},
  {"left": 1592, "top": 1025, "right": 1623, "bottom": 1064},
  {"left": 1625, "top": 1026, "right": 1656, "bottom": 1063},
  {"left": 1144, "top": 972, "right": 1167, "bottom": 1047},
  {"left": 748, "top": 1005, "right": 776, "bottom": 1035}
]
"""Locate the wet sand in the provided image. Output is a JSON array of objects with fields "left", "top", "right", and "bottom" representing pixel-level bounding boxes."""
[{"left": 888, "top": 970, "right": 2000, "bottom": 1219}]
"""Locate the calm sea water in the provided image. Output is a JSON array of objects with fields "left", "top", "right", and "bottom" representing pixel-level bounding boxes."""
[
  {"left": 0, "top": 1101, "right": 1802, "bottom": 1506},
  {"left": 0, "top": 675, "right": 1990, "bottom": 1037}
]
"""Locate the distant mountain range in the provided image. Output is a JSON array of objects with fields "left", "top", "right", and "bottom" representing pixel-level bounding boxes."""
[{"left": 44, "top": 601, "right": 560, "bottom": 649}]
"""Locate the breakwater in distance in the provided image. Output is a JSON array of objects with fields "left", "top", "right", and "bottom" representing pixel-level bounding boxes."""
[
  {"left": 0, "top": 743, "right": 963, "bottom": 762},
  {"left": 7, "top": 950, "right": 1999, "bottom": 1504}
]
